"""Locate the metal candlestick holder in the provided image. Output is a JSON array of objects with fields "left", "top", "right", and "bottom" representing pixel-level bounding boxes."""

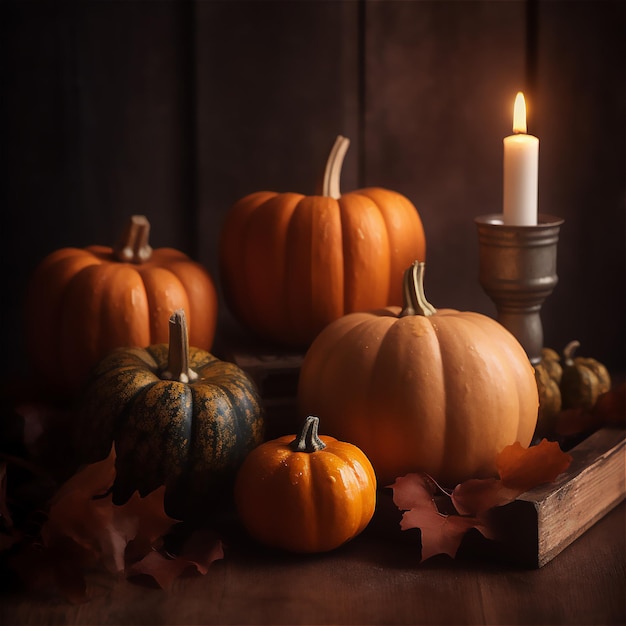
[{"left": 475, "top": 214, "right": 564, "bottom": 365}]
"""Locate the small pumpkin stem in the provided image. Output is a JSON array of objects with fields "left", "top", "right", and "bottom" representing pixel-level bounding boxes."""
[
  {"left": 113, "top": 215, "right": 154, "bottom": 263},
  {"left": 321, "top": 135, "right": 350, "bottom": 199},
  {"left": 400, "top": 261, "right": 437, "bottom": 317},
  {"left": 290, "top": 416, "right": 327, "bottom": 453},
  {"left": 162, "top": 309, "right": 199, "bottom": 383},
  {"left": 562, "top": 340, "right": 581, "bottom": 366}
]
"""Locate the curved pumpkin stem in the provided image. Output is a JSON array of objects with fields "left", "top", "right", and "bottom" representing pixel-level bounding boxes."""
[
  {"left": 321, "top": 135, "right": 350, "bottom": 200},
  {"left": 400, "top": 261, "right": 437, "bottom": 317},
  {"left": 562, "top": 340, "right": 581, "bottom": 366},
  {"left": 162, "top": 309, "right": 199, "bottom": 383},
  {"left": 290, "top": 416, "right": 326, "bottom": 453},
  {"left": 113, "top": 215, "right": 154, "bottom": 263}
]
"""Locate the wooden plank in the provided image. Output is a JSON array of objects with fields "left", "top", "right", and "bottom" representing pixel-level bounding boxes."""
[
  {"left": 491, "top": 427, "right": 626, "bottom": 568},
  {"left": 530, "top": 427, "right": 625, "bottom": 567}
]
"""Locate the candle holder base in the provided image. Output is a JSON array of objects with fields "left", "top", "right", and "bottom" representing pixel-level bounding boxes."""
[{"left": 475, "top": 214, "right": 564, "bottom": 364}]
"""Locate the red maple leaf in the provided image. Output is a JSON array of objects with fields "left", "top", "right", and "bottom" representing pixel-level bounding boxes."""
[
  {"left": 389, "top": 439, "right": 573, "bottom": 562},
  {"left": 126, "top": 529, "right": 224, "bottom": 590},
  {"left": 391, "top": 474, "right": 495, "bottom": 561},
  {"left": 10, "top": 445, "right": 222, "bottom": 601}
]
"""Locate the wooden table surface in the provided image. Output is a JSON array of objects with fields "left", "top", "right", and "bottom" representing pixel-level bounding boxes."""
[{"left": 1, "top": 496, "right": 624, "bottom": 626}]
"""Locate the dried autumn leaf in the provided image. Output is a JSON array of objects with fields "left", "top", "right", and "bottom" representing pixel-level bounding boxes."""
[
  {"left": 496, "top": 439, "right": 572, "bottom": 492},
  {"left": 449, "top": 478, "right": 519, "bottom": 516},
  {"left": 126, "top": 529, "right": 224, "bottom": 590},
  {"left": 126, "top": 549, "right": 193, "bottom": 590},
  {"left": 9, "top": 444, "right": 222, "bottom": 598},
  {"left": 390, "top": 474, "right": 494, "bottom": 562},
  {"left": 177, "top": 528, "right": 225, "bottom": 576},
  {"left": 41, "top": 446, "right": 124, "bottom": 572},
  {"left": 452, "top": 439, "right": 572, "bottom": 516},
  {"left": 41, "top": 445, "right": 178, "bottom": 575},
  {"left": 391, "top": 439, "right": 573, "bottom": 563},
  {"left": 114, "top": 486, "right": 179, "bottom": 557},
  {"left": 50, "top": 445, "right": 116, "bottom": 503}
]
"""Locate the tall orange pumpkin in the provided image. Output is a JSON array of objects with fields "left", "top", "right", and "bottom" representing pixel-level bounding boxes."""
[
  {"left": 219, "top": 136, "right": 426, "bottom": 346},
  {"left": 24, "top": 215, "right": 218, "bottom": 397},
  {"left": 297, "top": 261, "right": 539, "bottom": 487}
]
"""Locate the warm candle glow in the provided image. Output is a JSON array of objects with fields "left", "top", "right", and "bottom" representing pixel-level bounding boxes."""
[
  {"left": 513, "top": 92, "right": 527, "bottom": 134},
  {"left": 503, "top": 91, "right": 538, "bottom": 226}
]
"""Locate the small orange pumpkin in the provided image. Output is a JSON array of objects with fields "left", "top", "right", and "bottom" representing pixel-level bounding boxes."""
[
  {"left": 297, "top": 261, "right": 539, "bottom": 487},
  {"left": 234, "top": 415, "right": 377, "bottom": 553},
  {"left": 219, "top": 136, "right": 426, "bottom": 347},
  {"left": 24, "top": 215, "right": 218, "bottom": 396}
]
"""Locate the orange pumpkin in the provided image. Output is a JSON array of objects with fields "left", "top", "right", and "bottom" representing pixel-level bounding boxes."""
[
  {"left": 219, "top": 136, "right": 426, "bottom": 346},
  {"left": 24, "top": 215, "right": 218, "bottom": 397},
  {"left": 234, "top": 415, "right": 377, "bottom": 553},
  {"left": 297, "top": 261, "right": 539, "bottom": 487}
]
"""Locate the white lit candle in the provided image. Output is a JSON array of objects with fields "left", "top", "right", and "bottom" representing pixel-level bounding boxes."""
[{"left": 503, "top": 92, "right": 539, "bottom": 225}]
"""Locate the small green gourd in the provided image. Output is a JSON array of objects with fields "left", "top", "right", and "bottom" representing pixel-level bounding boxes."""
[{"left": 560, "top": 340, "right": 611, "bottom": 410}]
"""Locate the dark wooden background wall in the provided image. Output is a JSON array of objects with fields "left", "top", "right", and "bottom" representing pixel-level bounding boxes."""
[{"left": 2, "top": 0, "right": 625, "bottom": 382}]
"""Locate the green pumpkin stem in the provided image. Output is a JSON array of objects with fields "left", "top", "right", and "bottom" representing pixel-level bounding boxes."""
[
  {"left": 320, "top": 135, "right": 350, "bottom": 199},
  {"left": 162, "top": 309, "right": 199, "bottom": 383},
  {"left": 290, "top": 416, "right": 327, "bottom": 453},
  {"left": 400, "top": 261, "right": 437, "bottom": 317},
  {"left": 113, "top": 215, "right": 154, "bottom": 264}
]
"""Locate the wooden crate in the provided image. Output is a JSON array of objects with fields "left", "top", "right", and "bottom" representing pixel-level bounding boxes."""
[
  {"left": 492, "top": 426, "right": 626, "bottom": 568},
  {"left": 216, "top": 338, "right": 304, "bottom": 439}
]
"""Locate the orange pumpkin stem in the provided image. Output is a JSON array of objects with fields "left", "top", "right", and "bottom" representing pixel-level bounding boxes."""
[
  {"left": 113, "top": 215, "right": 154, "bottom": 263},
  {"left": 162, "top": 309, "right": 199, "bottom": 383},
  {"left": 290, "top": 416, "right": 327, "bottom": 453},
  {"left": 400, "top": 261, "right": 437, "bottom": 318},
  {"left": 321, "top": 135, "right": 350, "bottom": 199}
]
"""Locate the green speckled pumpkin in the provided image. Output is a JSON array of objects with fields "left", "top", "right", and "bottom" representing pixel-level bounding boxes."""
[{"left": 76, "top": 309, "right": 264, "bottom": 520}]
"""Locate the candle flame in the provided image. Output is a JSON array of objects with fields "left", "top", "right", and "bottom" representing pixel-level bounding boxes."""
[{"left": 513, "top": 92, "right": 527, "bottom": 134}]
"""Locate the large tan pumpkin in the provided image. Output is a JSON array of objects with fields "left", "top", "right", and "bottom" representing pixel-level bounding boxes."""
[
  {"left": 219, "top": 136, "right": 426, "bottom": 347},
  {"left": 297, "top": 262, "right": 539, "bottom": 487}
]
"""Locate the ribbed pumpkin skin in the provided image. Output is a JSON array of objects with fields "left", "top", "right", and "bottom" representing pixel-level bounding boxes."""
[
  {"left": 534, "top": 359, "right": 562, "bottom": 438},
  {"left": 234, "top": 431, "right": 377, "bottom": 553},
  {"left": 297, "top": 308, "right": 539, "bottom": 488},
  {"left": 76, "top": 343, "right": 264, "bottom": 519},
  {"left": 219, "top": 188, "right": 426, "bottom": 346},
  {"left": 24, "top": 245, "right": 218, "bottom": 396}
]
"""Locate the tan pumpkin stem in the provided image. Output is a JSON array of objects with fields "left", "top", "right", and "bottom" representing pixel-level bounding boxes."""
[
  {"left": 113, "top": 215, "right": 154, "bottom": 263},
  {"left": 162, "top": 309, "right": 199, "bottom": 383},
  {"left": 562, "top": 340, "right": 581, "bottom": 366},
  {"left": 400, "top": 261, "right": 437, "bottom": 317},
  {"left": 321, "top": 135, "right": 350, "bottom": 199},
  {"left": 291, "top": 416, "right": 326, "bottom": 453}
]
